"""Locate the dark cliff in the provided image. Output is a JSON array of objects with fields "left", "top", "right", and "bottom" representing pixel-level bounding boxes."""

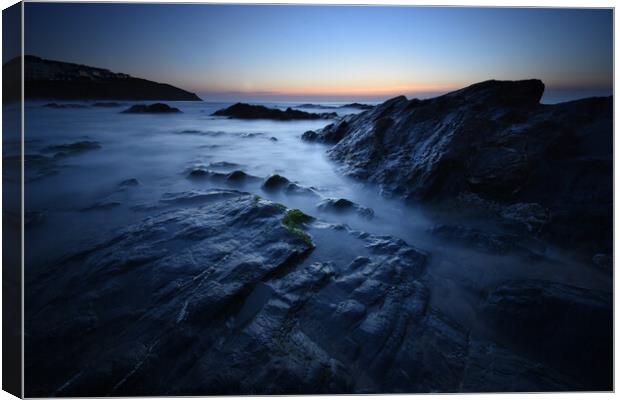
[{"left": 3, "top": 55, "right": 202, "bottom": 102}]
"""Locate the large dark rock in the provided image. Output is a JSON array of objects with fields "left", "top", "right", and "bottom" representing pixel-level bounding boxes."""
[
  {"left": 261, "top": 174, "right": 319, "bottom": 197},
  {"left": 122, "top": 103, "right": 181, "bottom": 114},
  {"left": 4, "top": 55, "right": 201, "bottom": 102},
  {"left": 187, "top": 167, "right": 260, "bottom": 184},
  {"left": 316, "top": 198, "right": 374, "bottom": 219},
  {"left": 213, "top": 103, "right": 337, "bottom": 120},
  {"left": 25, "top": 192, "right": 585, "bottom": 395},
  {"left": 303, "top": 119, "right": 352, "bottom": 144},
  {"left": 482, "top": 280, "right": 612, "bottom": 390},
  {"left": 308, "top": 80, "right": 612, "bottom": 255},
  {"left": 25, "top": 193, "right": 315, "bottom": 396},
  {"left": 341, "top": 103, "right": 374, "bottom": 110},
  {"left": 429, "top": 224, "right": 545, "bottom": 259}
]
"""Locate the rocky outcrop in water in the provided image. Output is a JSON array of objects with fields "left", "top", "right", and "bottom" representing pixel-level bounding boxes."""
[
  {"left": 122, "top": 103, "right": 181, "bottom": 114},
  {"left": 187, "top": 167, "right": 260, "bottom": 184},
  {"left": 26, "top": 191, "right": 599, "bottom": 396},
  {"left": 261, "top": 174, "right": 319, "bottom": 197},
  {"left": 316, "top": 198, "right": 374, "bottom": 219},
  {"left": 482, "top": 279, "right": 612, "bottom": 390},
  {"left": 341, "top": 102, "right": 374, "bottom": 110},
  {"left": 3, "top": 55, "right": 201, "bottom": 102},
  {"left": 213, "top": 103, "right": 337, "bottom": 120},
  {"left": 304, "top": 80, "right": 612, "bottom": 257}
]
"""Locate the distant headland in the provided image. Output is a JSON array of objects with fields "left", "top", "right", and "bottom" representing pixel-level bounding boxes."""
[{"left": 3, "top": 55, "right": 202, "bottom": 102}]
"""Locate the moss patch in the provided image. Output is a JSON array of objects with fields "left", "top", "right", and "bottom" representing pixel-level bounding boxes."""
[{"left": 282, "top": 209, "right": 314, "bottom": 246}]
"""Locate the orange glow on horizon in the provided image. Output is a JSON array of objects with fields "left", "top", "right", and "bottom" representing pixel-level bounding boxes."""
[{"left": 195, "top": 81, "right": 466, "bottom": 98}]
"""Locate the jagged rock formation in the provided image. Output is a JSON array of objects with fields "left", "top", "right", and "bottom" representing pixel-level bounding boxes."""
[
  {"left": 316, "top": 198, "right": 374, "bottom": 219},
  {"left": 213, "top": 103, "right": 337, "bottom": 120},
  {"left": 303, "top": 80, "right": 612, "bottom": 257},
  {"left": 3, "top": 55, "right": 201, "bottom": 101},
  {"left": 122, "top": 103, "right": 181, "bottom": 114},
  {"left": 25, "top": 191, "right": 609, "bottom": 396},
  {"left": 341, "top": 102, "right": 374, "bottom": 110}
]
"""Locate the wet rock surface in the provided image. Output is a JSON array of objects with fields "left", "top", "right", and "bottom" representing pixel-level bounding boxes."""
[
  {"left": 429, "top": 224, "right": 545, "bottom": 259},
  {"left": 24, "top": 191, "right": 606, "bottom": 396},
  {"left": 122, "top": 103, "right": 181, "bottom": 114},
  {"left": 21, "top": 79, "right": 612, "bottom": 396},
  {"left": 481, "top": 280, "right": 612, "bottom": 390},
  {"left": 316, "top": 198, "right": 374, "bottom": 219},
  {"left": 187, "top": 167, "right": 261, "bottom": 184},
  {"left": 261, "top": 174, "right": 320, "bottom": 197},
  {"left": 305, "top": 80, "right": 612, "bottom": 257},
  {"left": 213, "top": 103, "right": 337, "bottom": 120}
]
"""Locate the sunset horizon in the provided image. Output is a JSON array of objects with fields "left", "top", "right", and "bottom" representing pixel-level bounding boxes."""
[{"left": 18, "top": 4, "right": 613, "bottom": 103}]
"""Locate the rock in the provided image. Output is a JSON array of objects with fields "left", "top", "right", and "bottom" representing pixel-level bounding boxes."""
[
  {"left": 25, "top": 193, "right": 314, "bottom": 396},
  {"left": 457, "top": 192, "right": 549, "bottom": 234},
  {"left": 316, "top": 198, "right": 374, "bottom": 219},
  {"left": 296, "top": 103, "right": 338, "bottom": 110},
  {"left": 41, "top": 141, "right": 101, "bottom": 158},
  {"left": 122, "top": 103, "right": 181, "bottom": 114},
  {"left": 482, "top": 280, "right": 612, "bottom": 390},
  {"left": 213, "top": 103, "right": 337, "bottom": 120},
  {"left": 261, "top": 174, "right": 319, "bottom": 197},
  {"left": 226, "top": 170, "right": 260, "bottom": 183},
  {"left": 262, "top": 174, "right": 291, "bottom": 190},
  {"left": 309, "top": 79, "right": 611, "bottom": 255},
  {"left": 499, "top": 202, "right": 549, "bottom": 233},
  {"left": 341, "top": 103, "right": 374, "bottom": 110},
  {"left": 429, "top": 224, "right": 545, "bottom": 258},
  {"left": 24, "top": 193, "right": 588, "bottom": 395},
  {"left": 301, "top": 130, "right": 319, "bottom": 141},
  {"left": 302, "top": 119, "right": 352, "bottom": 144},
  {"left": 187, "top": 168, "right": 210, "bottom": 178},
  {"left": 187, "top": 168, "right": 260, "bottom": 184}
]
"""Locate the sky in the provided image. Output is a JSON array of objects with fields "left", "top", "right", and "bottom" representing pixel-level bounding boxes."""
[{"left": 23, "top": 3, "right": 613, "bottom": 102}]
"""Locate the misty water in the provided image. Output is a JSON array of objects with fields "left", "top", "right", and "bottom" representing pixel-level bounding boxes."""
[{"left": 21, "top": 99, "right": 611, "bottom": 341}]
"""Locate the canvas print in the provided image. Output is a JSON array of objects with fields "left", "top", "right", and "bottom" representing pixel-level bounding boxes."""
[{"left": 2, "top": 2, "right": 613, "bottom": 396}]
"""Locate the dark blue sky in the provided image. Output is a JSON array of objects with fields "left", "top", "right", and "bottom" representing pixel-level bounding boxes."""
[{"left": 24, "top": 4, "right": 613, "bottom": 101}]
